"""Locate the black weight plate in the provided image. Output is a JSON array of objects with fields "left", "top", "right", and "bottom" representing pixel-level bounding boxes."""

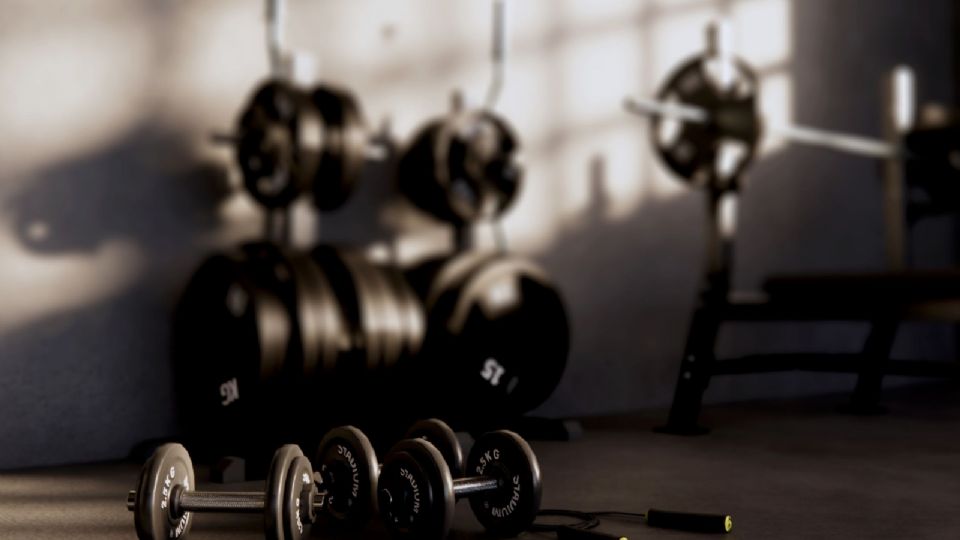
[
  {"left": 237, "top": 80, "right": 318, "bottom": 208},
  {"left": 314, "top": 426, "right": 379, "bottom": 530},
  {"left": 240, "top": 242, "right": 300, "bottom": 380},
  {"left": 399, "top": 112, "right": 522, "bottom": 225},
  {"left": 366, "top": 263, "right": 407, "bottom": 371},
  {"left": 173, "top": 251, "right": 290, "bottom": 460},
  {"left": 423, "top": 251, "right": 500, "bottom": 308},
  {"left": 440, "top": 111, "right": 522, "bottom": 223},
  {"left": 398, "top": 121, "right": 453, "bottom": 223},
  {"left": 430, "top": 256, "right": 569, "bottom": 418},
  {"left": 283, "top": 455, "right": 316, "bottom": 540},
  {"left": 350, "top": 255, "right": 403, "bottom": 372},
  {"left": 651, "top": 54, "right": 761, "bottom": 190},
  {"left": 134, "top": 443, "right": 195, "bottom": 540},
  {"left": 265, "top": 444, "right": 304, "bottom": 540},
  {"left": 378, "top": 439, "right": 454, "bottom": 540},
  {"left": 466, "top": 430, "right": 542, "bottom": 537},
  {"left": 380, "top": 264, "right": 426, "bottom": 367},
  {"left": 312, "top": 85, "right": 367, "bottom": 211},
  {"left": 405, "top": 419, "right": 464, "bottom": 478},
  {"left": 338, "top": 251, "right": 386, "bottom": 373},
  {"left": 284, "top": 249, "right": 347, "bottom": 379},
  {"left": 904, "top": 123, "right": 960, "bottom": 212},
  {"left": 311, "top": 246, "right": 366, "bottom": 377}
]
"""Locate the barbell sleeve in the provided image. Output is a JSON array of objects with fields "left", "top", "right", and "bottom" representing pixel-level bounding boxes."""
[
  {"left": 769, "top": 122, "right": 899, "bottom": 159},
  {"left": 623, "top": 96, "right": 708, "bottom": 124}
]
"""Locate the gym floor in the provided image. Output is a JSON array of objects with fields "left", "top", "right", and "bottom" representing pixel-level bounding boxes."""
[{"left": 1, "top": 382, "right": 957, "bottom": 540}]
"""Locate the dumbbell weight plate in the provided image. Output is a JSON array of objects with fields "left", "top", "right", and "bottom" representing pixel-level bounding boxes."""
[
  {"left": 378, "top": 439, "right": 454, "bottom": 540},
  {"left": 404, "top": 418, "right": 464, "bottom": 478},
  {"left": 314, "top": 426, "right": 379, "bottom": 530},
  {"left": 133, "top": 443, "right": 195, "bottom": 540},
  {"left": 466, "top": 430, "right": 542, "bottom": 537},
  {"left": 282, "top": 456, "right": 316, "bottom": 540},
  {"left": 651, "top": 54, "right": 761, "bottom": 190},
  {"left": 265, "top": 445, "right": 305, "bottom": 540}
]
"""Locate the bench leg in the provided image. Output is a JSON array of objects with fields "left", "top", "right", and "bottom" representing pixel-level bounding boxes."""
[
  {"left": 657, "top": 305, "right": 722, "bottom": 435},
  {"left": 847, "top": 317, "right": 899, "bottom": 414}
]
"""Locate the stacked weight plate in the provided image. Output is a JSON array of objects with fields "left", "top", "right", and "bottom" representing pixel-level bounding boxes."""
[
  {"left": 405, "top": 251, "right": 569, "bottom": 425},
  {"left": 174, "top": 243, "right": 426, "bottom": 465}
]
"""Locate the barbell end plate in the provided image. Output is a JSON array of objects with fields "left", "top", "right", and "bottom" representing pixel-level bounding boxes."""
[{"left": 126, "top": 490, "right": 136, "bottom": 511}]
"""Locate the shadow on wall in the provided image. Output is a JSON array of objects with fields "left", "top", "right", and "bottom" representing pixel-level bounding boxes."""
[
  {"left": 533, "top": 155, "right": 704, "bottom": 415},
  {"left": 6, "top": 124, "right": 230, "bottom": 256},
  {"left": 0, "top": 123, "right": 232, "bottom": 467}
]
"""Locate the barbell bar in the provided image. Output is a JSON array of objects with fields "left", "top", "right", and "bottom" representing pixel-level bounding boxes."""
[{"left": 623, "top": 93, "right": 905, "bottom": 160}]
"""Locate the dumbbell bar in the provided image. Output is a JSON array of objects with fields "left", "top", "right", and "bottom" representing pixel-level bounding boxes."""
[
  {"left": 125, "top": 486, "right": 321, "bottom": 515},
  {"left": 378, "top": 430, "right": 542, "bottom": 540}
]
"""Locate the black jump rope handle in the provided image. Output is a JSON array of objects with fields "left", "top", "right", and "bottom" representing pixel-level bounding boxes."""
[
  {"left": 556, "top": 509, "right": 732, "bottom": 539},
  {"left": 646, "top": 508, "right": 733, "bottom": 534}
]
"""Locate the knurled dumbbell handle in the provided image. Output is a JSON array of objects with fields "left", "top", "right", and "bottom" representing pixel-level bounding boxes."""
[
  {"left": 126, "top": 488, "right": 326, "bottom": 514},
  {"left": 452, "top": 477, "right": 499, "bottom": 498}
]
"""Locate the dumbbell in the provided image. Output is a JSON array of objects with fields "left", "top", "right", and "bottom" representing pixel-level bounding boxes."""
[
  {"left": 377, "top": 430, "right": 542, "bottom": 539},
  {"left": 310, "top": 419, "right": 473, "bottom": 532},
  {"left": 309, "top": 420, "right": 462, "bottom": 529},
  {"left": 127, "top": 443, "right": 319, "bottom": 540}
]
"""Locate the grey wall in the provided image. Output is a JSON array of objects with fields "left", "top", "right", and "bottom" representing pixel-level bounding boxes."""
[{"left": 0, "top": 0, "right": 955, "bottom": 468}]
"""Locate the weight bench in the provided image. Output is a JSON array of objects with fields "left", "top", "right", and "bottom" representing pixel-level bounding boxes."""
[
  {"left": 621, "top": 22, "right": 960, "bottom": 433},
  {"left": 664, "top": 269, "right": 960, "bottom": 433}
]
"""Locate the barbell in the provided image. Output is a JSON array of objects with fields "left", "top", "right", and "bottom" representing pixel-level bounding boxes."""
[{"left": 622, "top": 22, "right": 930, "bottom": 190}]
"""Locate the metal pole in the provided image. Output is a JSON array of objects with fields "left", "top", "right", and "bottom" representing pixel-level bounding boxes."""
[
  {"left": 882, "top": 66, "right": 916, "bottom": 271},
  {"left": 484, "top": 0, "right": 507, "bottom": 110},
  {"left": 266, "top": 0, "right": 286, "bottom": 78}
]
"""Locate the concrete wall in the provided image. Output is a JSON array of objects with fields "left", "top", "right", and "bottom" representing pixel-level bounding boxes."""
[{"left": 0, "top": 0, "right": 954, "bottom": 468}]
